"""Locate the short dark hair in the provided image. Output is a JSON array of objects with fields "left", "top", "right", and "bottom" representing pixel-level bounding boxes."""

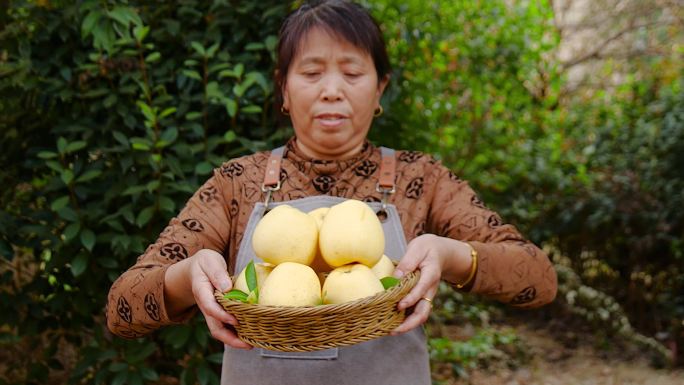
[{"left": 275, "top": 0, "right": 391, "bottom": 94}]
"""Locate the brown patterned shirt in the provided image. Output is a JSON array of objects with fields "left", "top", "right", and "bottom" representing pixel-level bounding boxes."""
[{"left": 106, "top": 138, "right": 557, "bottom": 338}]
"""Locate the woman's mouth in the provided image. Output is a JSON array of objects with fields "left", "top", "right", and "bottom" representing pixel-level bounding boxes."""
[{"left": 315, "top": 113, "right": 347, "bottom": 128}]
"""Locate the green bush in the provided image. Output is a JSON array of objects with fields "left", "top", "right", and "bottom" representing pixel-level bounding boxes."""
[
  {"left": 1, "top": 0, "right": 683, "bottom": 383},
  {"left": 1, "top": 1, "right": 289, "bottom": 384}
]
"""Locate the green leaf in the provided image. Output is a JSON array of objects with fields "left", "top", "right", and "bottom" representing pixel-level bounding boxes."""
[
  {"left": 111, "top": 371, "right": 128, "bottom": 385},
  {"left": 80, "top": 229, "right": 96, "bottom": 251},
  {"left": 71, "top": 253, "right": 89, "bottom": 277},
  {"left": 265, "top": 35, "right": 278, "bottom": 51},
  {"left": 60, "top": 170, "right": 74, "bottom": 185},
  {"left": 65, "top": 141, "right": 87, "bottom": 154},
  {"left": 145, "top": 52, "right": 161, "bottom": 63},
  {"left": 122, "top": 185, "right": 147, "bottom": 196},
  {"left": 234, "top": 63, "right": 244, "bottom": 78},
  {"left": 76, "top": 169, "right": 102, "bottom": 183},
  {"left": 108, "top": 6, "right": 141, "bottom": 27},
  {"left": 159, "top": 107, "right": 177, "bottom": 119},
  {"left": 233, "top": 83, "right": 247, "bottom": 98},
  {"left": 133, "top": 25, "right": 149, "bottom": 42},
  {"left": 242, "top": 105, "right": 262, "bottom": 114},
  {"left": 51, "top": 196, "right": 70, "bottom": 212},
  {"left": 140, "top": 367, "right": 159, "bottom": 382},
  {"left": 225, "top": 98, "right": 237, "bottom": 118},
  {"left": 160, "top": 127, "right": 178, "bottom": 143},
  {"left": 224, "top": 130, "right": 237, "bottom": 143},
  {"left": 381, "top": 276, "right": 400, "bottom": 289},
  {"left": 190, "top": 41, "right": 206, "bottom": 56},
  {"left": 136, "top": 206, "right": 155, "bottom": 227},
  {"left": 57, "top": 137, "right": 67, "bottom": 154},
  {"left": 63, "top": 222, "right": 80, "bottom": 241},
  {"left": 109, "top": 362, "right": 128, "bottom": 372},
  {"left": 245, "top": 71, "right": 269, "bottom": 93},
  {"left": 46, "top": 160, "right": 63, "bottom": 173},
  {"left": 206, "top": 352, "right": 223, "bottom": 364},
  {"left": 246, "top": 261, "right": 258, "bottom": 294},
  {"left": 245, "top": 42, "right": 264, "bottom": 51},
  {"left": 194, "top": 162, "right": 213, "bottom": 175},
  {"left": 197, "top": 364, "right": 210, "bottom": 385},
  {"left": 224, "top": 289, "right": 248, "bottom": 302},
  {"left": 128, "top": 343, "right": 156, "bottom": 362},
  {"left": 158, "top": 196, "right": 176, "bottom": 212},
  {"left": 186, "top": 111, "right": 202, "bottom": 120},
  {"left": 132, "top": 142, "right": 151, "bottom": 151},
  {"left": 246, "top": 290, "right": 258, "bottom": 304},
  {"left": 81, "top": 10, "right": 103, "bottom": 39},
  {"left": 146, "top": 180, "right": 160, "bottom": 192},
  {"left": 206, "top": 42, "right": 220, "bottom": 58},
  {"left": 218, "top": 69, "right": 239, "bottom": 79},
  {"left": 136, "top": 101, "right": 155, "bottom": 122},
  {"left": 37, "top": 151, "right": 58, "bottom": 159},
  {"left": 112, "top": 131, "right": 129, "bottom": 146},
  {"left": 182, "top": 69, "right": 202, "bottom": 81}
]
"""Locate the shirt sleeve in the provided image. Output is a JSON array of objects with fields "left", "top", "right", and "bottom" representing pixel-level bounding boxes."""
[
  {"left": 426, "top": 165, "right": 557, "bottom": 308},
  {"left": 106, "top": 167, "right": 235, "bottom": 338}
]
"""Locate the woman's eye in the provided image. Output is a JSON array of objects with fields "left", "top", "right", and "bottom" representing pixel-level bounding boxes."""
[
  {"left": 345, "top": 73, "right": 361, "bottom": 78},
  {"left": 303, "top": 72, "right": 320, "bottom": 77}
]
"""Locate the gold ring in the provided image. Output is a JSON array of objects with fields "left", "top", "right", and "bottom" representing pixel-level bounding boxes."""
[{"left": 421, "top": 297, "right": 433, "bottom": 308}]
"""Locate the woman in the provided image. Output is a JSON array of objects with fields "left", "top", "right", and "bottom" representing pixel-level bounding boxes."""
[{"left": 106, "top": 1, "right": 557, "bottom": 384}]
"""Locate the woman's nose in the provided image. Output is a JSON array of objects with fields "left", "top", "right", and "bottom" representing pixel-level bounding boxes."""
[{"left": 320, "top": 74, "right": 344, "bottom": 101}]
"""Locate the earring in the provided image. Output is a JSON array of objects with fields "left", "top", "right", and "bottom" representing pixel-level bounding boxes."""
[
  {"left": 374, "top": 105, "right": 384, "bottom": 117},
  {"left": 280, "top": 106, "right": 290, "bottom": 116}
]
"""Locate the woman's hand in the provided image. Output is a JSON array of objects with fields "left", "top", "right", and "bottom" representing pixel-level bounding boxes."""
[
  {"left": 390, "top": 234, "right": 472, "bottom": 335},
  {"left": 165, "top": 249, "right": 252, "bottom": 349}
]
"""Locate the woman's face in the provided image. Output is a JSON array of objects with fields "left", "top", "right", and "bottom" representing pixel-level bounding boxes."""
[{"left": 282, "top": 28, "right": 388, "bottom": 160}]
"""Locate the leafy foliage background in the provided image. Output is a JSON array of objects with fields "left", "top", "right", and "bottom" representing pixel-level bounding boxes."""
[{"left": 1, "top": 0, "right": 682, "bottom": 384}]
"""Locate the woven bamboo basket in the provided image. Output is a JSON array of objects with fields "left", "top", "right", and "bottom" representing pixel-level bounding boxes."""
[{"left": 214, "top": 270, "right": 419, "bottom": 352}]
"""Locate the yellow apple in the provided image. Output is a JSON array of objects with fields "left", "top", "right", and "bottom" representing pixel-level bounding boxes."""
[
  {"left": 322, "top": 263, "right": 384, "bottom": 304},
  {"left": 259, "top": 262, "right": 321, "bottom": 306},
  {"left": 308, "top": 207, "right": 329, "bottom": 229},
  {"left": 233, "top": 262, "right": 274, "bottom": 293},
  {"left": 319, "top": 199, "right": 385, "bottom": 268},
  {"left": 252, "top": 205, "right": 318, "bottom": 266},
  {"left": 307, "top": 207, "right": 333, "bottom": 272},
  {"left": 370, "top": 254, "right": 395, "bottom": 279}
]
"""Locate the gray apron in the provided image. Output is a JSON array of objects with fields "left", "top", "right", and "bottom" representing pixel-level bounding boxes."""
[{"left": 220, "top": 148, "right": 431, "bottom": 385}]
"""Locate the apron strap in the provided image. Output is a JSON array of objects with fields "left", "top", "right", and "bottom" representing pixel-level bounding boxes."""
[
  {"left": 378, "top": 147, "right": 396, "bottom": 192},
  {"left": 261, "top": 146, "right": 285, "bottom": 207},
  {"left": 377, "top": 147, "right": 396, "bottom": 218},
  {"left": 263, "top": 146, "right": 285, "bottom": 188},
  {"left": 260, "top": 145, "right": 397, "bottom": 207}
]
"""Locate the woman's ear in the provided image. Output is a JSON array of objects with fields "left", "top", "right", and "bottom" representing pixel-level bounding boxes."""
[
  {"left": 377, "top": 74, "right": 390, "bottom": 97},
  {"left": 275, "top": 69, "right": 289, "bottom": 109},
  {"left": 281, "top": 84, "right": 289, "bottom": 110}
]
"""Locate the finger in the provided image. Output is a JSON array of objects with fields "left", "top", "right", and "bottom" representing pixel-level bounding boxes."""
[
  {"left": 194, "top": 278, "right": 237, "bottom": 325},
  {"left": 197, "top": 249, "right": 232, "bottom": 293},
  {"left": 391, "top": 294, "right": 434, "bottom": 335},
  {"left": 205, "top": 315, "right": 252, "bottom": 349},
  {"left": 397, "top": 263, "right": 441, "bottom": 311},
  {"left": 393, "top": 238, "right": 428, "bottom": 279}
]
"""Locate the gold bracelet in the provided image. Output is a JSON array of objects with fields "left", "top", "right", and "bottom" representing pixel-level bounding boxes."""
[{"left": 455, "top": 243, "right": 478, "bottom": 289}]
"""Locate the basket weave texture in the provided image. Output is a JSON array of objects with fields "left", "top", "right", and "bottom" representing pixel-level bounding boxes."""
[{"left": 214, "top": 270, "right": 419, "bottom": 352}]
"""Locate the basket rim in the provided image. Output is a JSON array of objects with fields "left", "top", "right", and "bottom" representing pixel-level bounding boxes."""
[{"left": 214, "top": 269, "right": 419, "bottom": 315}]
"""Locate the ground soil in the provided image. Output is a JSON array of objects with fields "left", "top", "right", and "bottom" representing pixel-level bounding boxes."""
[{"left": 441, "top": 322, "right": 684, "bottom": 385}]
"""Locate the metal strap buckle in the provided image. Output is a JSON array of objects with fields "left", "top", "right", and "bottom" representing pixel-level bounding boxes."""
[
  {"left": 261, "top": 180, "right": 281, "bottom": 208},
  {"left": 375, "top": 182, "right": 395, "bottom": 221}
]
